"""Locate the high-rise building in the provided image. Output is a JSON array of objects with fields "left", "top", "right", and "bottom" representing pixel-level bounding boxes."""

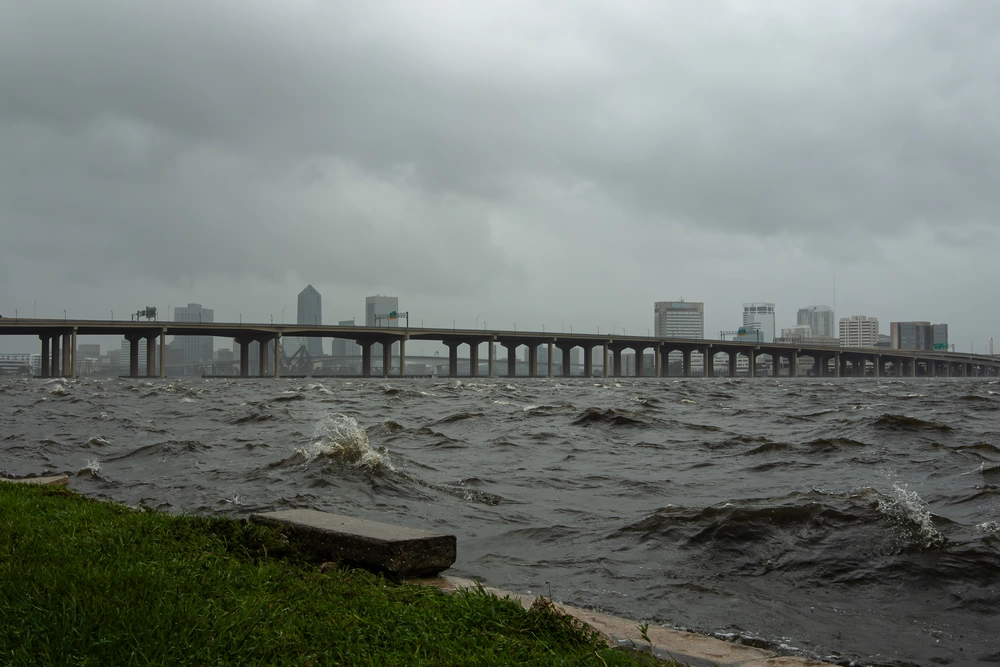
[
  {"left": 173, "top": 303, "right": 214, "bottom": 366},
  {"left": 840, "top": 315, "right": 879, "bottom": 348},
  {"left": 331, "top": 319, "right": 362, "bottom": 359},
  {"left": 890, "top": 321, "right": 948, "bottom": 351},
  {"left": 654, "top": 301, "right": 705, "bottom": 339},
  {"left": 655, "top": 300, "right": 705, "bottom": 369},
  {"left": 365, "top": 295, "right": 399, "bottom": 327},
  {"left": 297, "top": 285, "right": 323, "bottom": 356},
  {"left": 120, "top": 337, "right": 148, "bottom": 371},
  {"left": 743, "top": 303, "right": 776, "bottom": 343},
  {"left": 797, "top": 305, "right": 835, "bottom": 339},
  {"left": 366, "top": 295, "right": 400, "bottom": 362}
]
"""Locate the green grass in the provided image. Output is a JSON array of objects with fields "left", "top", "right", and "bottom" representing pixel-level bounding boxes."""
[{"left": 0, "top": 483, "right": 653, "bottom": 666}]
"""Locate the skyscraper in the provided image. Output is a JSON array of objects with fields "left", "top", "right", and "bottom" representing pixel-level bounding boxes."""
[
  {"left": 297, "top": 285, "right": 323, "bottom": 356},
  {"left": 796, "top": 305, "right": 836, "bottom": 339},
  {"left": 173, "top": 303, "right": 214, "bottom": 366},
  {"left": 654, "top": 301, "right": 705, "bottom": 339},
  {"left": 743, "top": 303, "right": 776, "bottom": 343},
  {"left": 840, "top": 315, "right": 879, "bottom": 348},
  {"left": 366, "top": 295, "right": 400, "bottom": 362}
]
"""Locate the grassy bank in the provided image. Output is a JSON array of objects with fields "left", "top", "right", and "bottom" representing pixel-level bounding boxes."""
[{"left": 0, "top": 483, "right": 653, "bottom": 666}]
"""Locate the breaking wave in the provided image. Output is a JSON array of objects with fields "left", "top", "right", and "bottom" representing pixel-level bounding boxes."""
[{"left": 295, "top": 414, "right": 392, "bottom": 473}]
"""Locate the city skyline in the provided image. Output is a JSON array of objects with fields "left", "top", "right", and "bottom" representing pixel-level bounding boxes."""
[{"left": 2, "top": 3, "right": 999, "bottom": 356}]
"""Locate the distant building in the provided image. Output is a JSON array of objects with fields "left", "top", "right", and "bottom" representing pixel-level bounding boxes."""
[
  {"left": 366, "top": 295, "right": 399, "bottom": 361},
  {"left": 797, "top": 305, "right": 835, "bottom": 339},
  {"left": 78, "top": 343, "right": 101, "bottom": 359},
  {"left": 743, "top": 303, "right": 776, "bottom": 343},
  {"left": 840, "top": 315, "right": 879, "bottom": 348},
  {"left": 120, "top": 337, "right": 148, "bottom": 371},
  {"left": 331, "top": 319, "right": 362, "bottom": 359},
  {"left": 890, "top": 321, "right": 948, "bottom": 351},
  {"left": 173, "top": 303, "right": 214, "bottom": 366},
  {"left": 655, "top": 300, "right": 705, "bottom": 370},
  {"left": 297, "top": 285, "right": 324, "bottom": 356}
]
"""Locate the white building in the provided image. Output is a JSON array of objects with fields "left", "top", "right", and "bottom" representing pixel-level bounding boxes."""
[
  {"left": 655, "top": 300, "right": 705, "bottom": 370},
  {"left": 743, "top": 302, "right": 776, "bottom": 343},
  {"left": 840, "top": 315, "right": 879, "bottom": 348}
]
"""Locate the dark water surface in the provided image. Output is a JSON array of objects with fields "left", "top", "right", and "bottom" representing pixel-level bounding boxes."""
[{"left": 2, "top": 376, "right": 998, "bottom": 666}]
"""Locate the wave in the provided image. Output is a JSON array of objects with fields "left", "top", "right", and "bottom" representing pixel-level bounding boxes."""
[
  {"left": 572, "top": 407, "right": 648, "bottom": 427},
  {"left": 432, "top": 412, "right": 485, "bottom": 424},
  {"left": 294, "top": 414, "right": 391, "bottom": 473},
  {"left": 873, "top": 413, "right": 952, "bottom": 432}
]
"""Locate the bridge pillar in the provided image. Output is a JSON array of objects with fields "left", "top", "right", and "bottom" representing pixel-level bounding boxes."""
[
  {"left": 468, "top": 341, "right": 477, "bottom": 377},
  {"left": 634, "top": 346, "right": 645, "bottom": 377},
  {"left": 126, "top": 335, "right": 140, "bottom": 377},
  {"left": 749, "top": 350, "right": 757, "bottom": 378},
  {"left": 838, "top": 355, "right": 847, "bottom": 377},
  {"left": 504, "top": 344, "right": 517, "bottom": 377},
  {"left": 39, "top": 336, "right": 50, "bottom": 377},
  {"left": 145, "top": 336, "right": 156, "bottom": 377},
  {"left": 382, "top": 340, "right": 392, "bottom": 377},
  {"left": 683, "top": 349, "right": 692, "bottom": 378},
  {"left": 528, "top": 344, "right": 538, "bottom": 377},
  {"left": 159, "top": 331, "right": 166, "bottom": 378},
  {"left": 602, "top": 343, "right": 609, "bottom": 378},
  {"left": 728, "top": 353, "right": 737, "bottom": 377},
  {"left": 70, "top": 329, "right": 78, "bottom": 378},
  {"left": 653, "top": 346, "right": 662, "bottom": 377},
  {"left": 274, "top": 335, "right": 281, "bottom": 378},
  {"left": 874, "top": 355, "right": 882, "bottom": 378},
  {"left": 612, "top": 348, "right": 622, "bottom": 378},
  {"left": 789, "top": 352, "right": 798, "bottom": 378},
  {"left": 445, "top": 342, "right": 459, "bottom": 377},
  {"left": 360, "top": 343, "right": 372, "bottom": 377},
  {"left": 771, "top": 353, "right": 780, "bottom": 377},
  {"left": 928, "top": 360, "right": 935, "bottom": 377},
  {"left": 258, "top": 338, "right": 268, "bottom": 377},
  {"left": 703, "top": 348, "right": 714, "bottom": 377},
  {"left": 548, "top": 342, "right": 554, "bottom": 378},
  {"left": 488, "top": 342, "right": 495, "bottom": 377},
  {"left": 51, "top": 334, "right": 61, "bottom": 377},
  {"left": 399, "top": 338, "right": 406, "bottom": 377}
]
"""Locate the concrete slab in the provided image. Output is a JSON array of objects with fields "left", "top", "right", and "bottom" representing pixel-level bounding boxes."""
[
  {"left": 416, "top": 575, "right": 831, "bottom": 667},
  {"left": 0, "top": 475, "right": 69, "bottom": 486},
  {"left": 250, "top": 509, "right": 456, "bottom": 578}
]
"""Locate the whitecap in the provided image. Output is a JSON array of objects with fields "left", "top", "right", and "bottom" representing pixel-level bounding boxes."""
[{"left": 296, "top": 414, "right": 392, "bottom": 473}]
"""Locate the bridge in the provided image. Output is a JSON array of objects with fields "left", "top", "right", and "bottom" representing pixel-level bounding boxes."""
[{"left": 1, "top": 318, "right": 997, "bottom": 379}]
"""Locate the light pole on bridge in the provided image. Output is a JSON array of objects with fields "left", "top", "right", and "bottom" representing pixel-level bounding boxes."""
[
  {"left": 476, "top": 314, "right": 481, "bottom": 329},
  {"left": 613, "top": 321, "right": 618, "bottom": 336}
]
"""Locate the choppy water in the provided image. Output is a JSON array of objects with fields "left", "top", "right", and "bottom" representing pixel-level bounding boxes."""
[{"left": 2, "top": 376, "right": 999, "bottom": 666}]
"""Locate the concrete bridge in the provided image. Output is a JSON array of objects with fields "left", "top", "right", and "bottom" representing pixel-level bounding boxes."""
[{"left": 1, "top": 318, "right": 998, "bottom": 379}]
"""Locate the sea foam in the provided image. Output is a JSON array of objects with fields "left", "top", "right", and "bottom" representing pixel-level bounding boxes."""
[{"left": 296, "top": 414, "right": 392, "bottom": 473}]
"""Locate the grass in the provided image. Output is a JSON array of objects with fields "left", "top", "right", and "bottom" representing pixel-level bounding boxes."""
[{"left": 0, "top": 483, "right": 656, "bottom": 666}]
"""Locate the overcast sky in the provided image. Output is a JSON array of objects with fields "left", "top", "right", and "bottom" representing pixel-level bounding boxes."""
[{"left": 2, "top": 0, "right": 999, "bottom": 355}]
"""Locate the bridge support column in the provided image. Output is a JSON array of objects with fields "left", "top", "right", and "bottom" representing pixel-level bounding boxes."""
[
  {"left": 602, "top": 343, "right": 609, "bottom": 378},
  {"left": 683, "top": 349, "right": 692, "bottom": 377},
  {"left": 634, "top": 347, "right": 645, "bottom": 377},
  {"left": 399, "top": 339, "right": 406, "bottom": 377},
  {"left": 127, "top": 335, "right": 140, "bottom": 378},
  {"left": 361, "top": 343, "right": 372, "bottom": 377},
  {"left": 749, "top": 350, "right": 758, "bottom": 378},
  {"left": 528, "top": 345, "right": 538, "bottom": 377},
  {"left": 146, "top": 336, "right": 156, "bottom": 377},
  {"left": 703, "top": 348, "right": 714, "bottom": 377},
  {"left": 70, "top": 329, "right": 78, "bottom": 378},
  {"left": 584, "top": 345, "right": 594, "bottom": 378},
  {"left": 875, "top": 355, "right": 883, "bottom": 377},
  {"left": 504, "top": 344, "right": 517, "bottom": 377},
  {"left": 613, "top": 349, "right": 622, "bottom": 378},
  {"left": 548, "top": 342, "right": 555, "bottom": 378},
  {"left": 789, "top": 353, "right": 798, "bottom": 378},
  {"left": 62, "top": 333, "right": 73, "bottom": 378},
  {"left": 159, "top": 331, "right": 166, "bottom": 378},
  {"left": 654, "top": 346, "right": 662, "bottom": 377},
  {"left": 838, "top": 356, "right": 846, "bottom": 377},
  {"left": 258, "top": 339, "right": 268, "bottom": 377},
  {"left": 274, "top": 335, "right": 281, "bottom": 378},
  {"left": 771, "top": 353, "right": 780, "bottom": 377},
  {"left": 928, "top": 360, "right": 935, "bottom": 377},
  {"left": 468, "top": 342, "right": 477, "bottom": 377},
  {"left": 728, "top": 354, "right": 737, "bottom": 377},
  {"left": 51, "top": 335, "right": 62, "bottom": 377},
  {"left": 383, "top": 341, "right": 392, "bottom": 377},
  {"left": 39, "top": 336, "right": 50, "bottom": 377},
  {"left": 488, "top": 342, "right": 495, "bottom": 377},
  {"left": 447, "top": 342, "right": 459, "bottom": 377}
]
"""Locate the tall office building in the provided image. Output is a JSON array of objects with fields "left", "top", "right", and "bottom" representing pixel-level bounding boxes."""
[
  {"left": 743, "top": 303, "right": 776, "bottom": 343},
  {"left": 840, "top": 315, "right": 879, "bottom": 348},
  {"left": 366, "top": 295, "right": 400, "bottom": 362},
  {"left": 173, "top": 303, "right": 214, "bottom": 365},
  {"left": 120, "top": 337, "right": 148, "bottom": 371},
  {"left": 797, "top": 305, "right": 835, "bottom": 339},
  {"left": 890, "top": 321, "right": 948, "bottom": 351},
  {"left": 654, "top": 301, "right": 705, "bottom": 339},
  {"left": 297, "top": 285, "right": 324, "bottom": 356},
  {"left": 331, "top": 319, "right": 362, "bottom": 358},
  {"left": 655, "top": 300, "right": 705, "bottom": 369}
]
